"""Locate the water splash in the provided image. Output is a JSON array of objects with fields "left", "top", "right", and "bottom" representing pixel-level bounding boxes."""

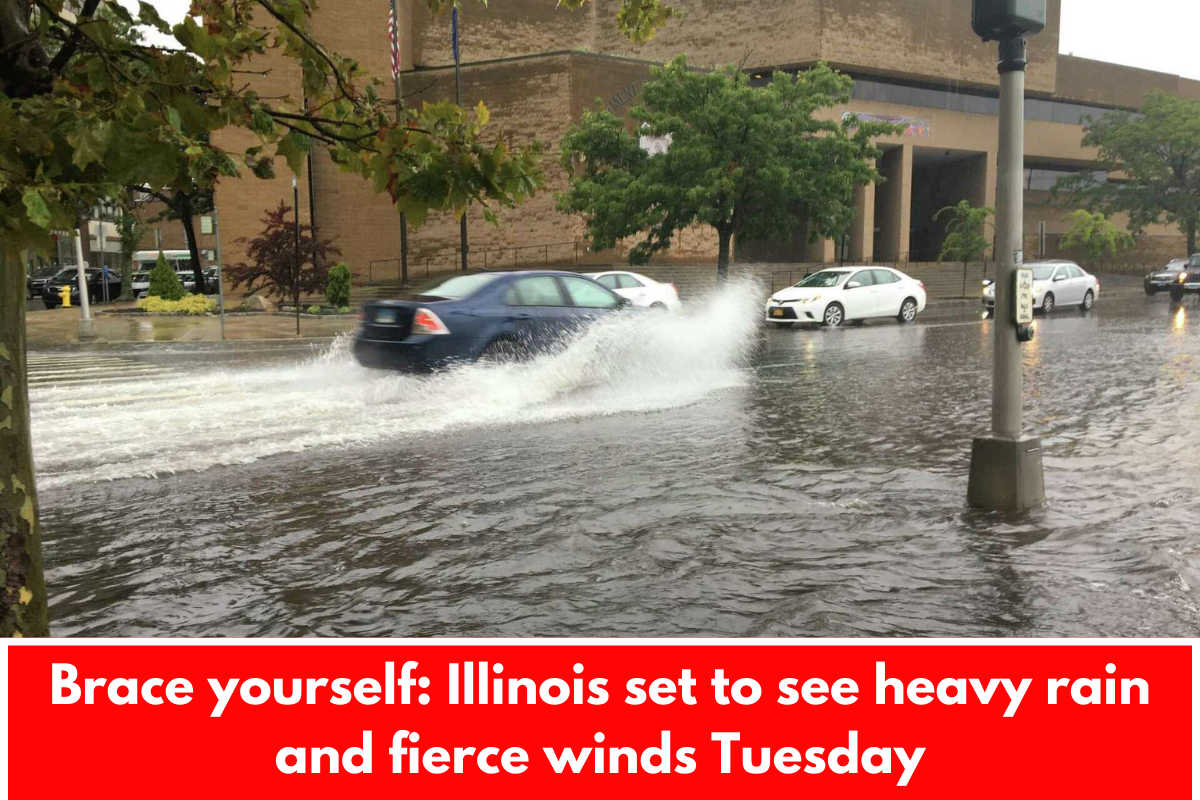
[{"left": 31, "top": 279, "right": 762, "bottom": 488}]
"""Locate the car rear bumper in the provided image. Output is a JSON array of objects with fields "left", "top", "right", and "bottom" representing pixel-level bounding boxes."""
[{"left": 353, "top": 334, "right": 478, "bottom": 371}]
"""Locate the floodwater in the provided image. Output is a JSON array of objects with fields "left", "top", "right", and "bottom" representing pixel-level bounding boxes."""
[{"left": 31, "top": 284, "right": 1200, "bottom": 637}]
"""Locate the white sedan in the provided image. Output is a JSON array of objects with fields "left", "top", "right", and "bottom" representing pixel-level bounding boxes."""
[
  {"left": 764, "top": 267, "right": 927, "bottom": 327},
  {"left": 982, "top": 260, "right": 1098, "bottom": 314},
  {"left": 587, "top": 271, "right": 681, "bottom": 310}
]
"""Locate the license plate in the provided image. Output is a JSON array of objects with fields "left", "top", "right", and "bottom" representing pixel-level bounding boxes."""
[
  {"left": 374, "top": 309, "right": 399, "bottom": 324},
  {"left": 770, "top": 308, "right": 784, "bottom": 317}
]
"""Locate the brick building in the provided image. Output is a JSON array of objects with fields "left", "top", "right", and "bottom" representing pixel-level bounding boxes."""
[{"left": 211, "top": 0, "right": 1200, "bottom": 285}]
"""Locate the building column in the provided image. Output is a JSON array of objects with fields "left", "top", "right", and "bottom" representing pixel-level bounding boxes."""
[
  {"left": 850, "top": 177, "right": 876, "bottom": 263},
  {"left": 804, "top": 234, "right": 836, "bottom": 263},
  {"left": 877, "top": 144, "right": 913, "bottom": 263}
]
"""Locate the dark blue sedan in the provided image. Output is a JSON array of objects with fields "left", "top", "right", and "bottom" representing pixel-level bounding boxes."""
[{"left": 353, "top": 271, "right": 628, "bottom": 371}]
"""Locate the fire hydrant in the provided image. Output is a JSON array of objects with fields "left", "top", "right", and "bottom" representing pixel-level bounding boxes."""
[{"left": 59, "top": 286, "right": 72, "bottom": 307}]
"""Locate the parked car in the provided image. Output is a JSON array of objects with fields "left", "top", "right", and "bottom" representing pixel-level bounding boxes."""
[
  {"left": 26, "top": 265, "right": 61, "bottom": 300},
  {"left": 1168, "top": 254, "right": 1200, "bottom": 301},
  {"left": 586, "top": 270, "right": 681, "bottom": 310},
  {"left": 1144, "top": 258, "right": 1191, "bottom": 295},
  {"left": 131, "top": 270, "right": 153, "bottom": 299},
  {"left": 41, "top": 268, "right": 123, "bottom": 309},
  {"left": 982, "top": 260, "right": 1098, "bottom": 314},
  {"left": 354, "top": 271, "right": 629, "bottom": 371},
  {"left": 764, "top": 267, "right": 927, "bottom": 328}
]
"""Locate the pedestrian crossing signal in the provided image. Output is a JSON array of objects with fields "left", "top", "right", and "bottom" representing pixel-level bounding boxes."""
[{"left": 972, "top": 0, "right": 1046, "bottom": 42}]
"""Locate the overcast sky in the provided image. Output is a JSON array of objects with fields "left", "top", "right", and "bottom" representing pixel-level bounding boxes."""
[{"left": 126, "top": 0, "right": 1200, "bottom": 81}]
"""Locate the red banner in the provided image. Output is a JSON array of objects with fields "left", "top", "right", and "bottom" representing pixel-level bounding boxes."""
[{"left": 5, "top": 643, "right": 1191, "bottom": 797}]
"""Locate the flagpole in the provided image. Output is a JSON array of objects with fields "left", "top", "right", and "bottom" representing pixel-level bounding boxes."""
[
  {"left": 453, "top": 6, "right": 468, "bottom": 272},
  {"left": 389, "top": 0, "right": 410, "bottom": 286}
]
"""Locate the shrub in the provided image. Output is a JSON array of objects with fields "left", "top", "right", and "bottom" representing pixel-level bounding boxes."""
[
  {"left": 147, "top": 252, "right": 186, "bottom": 301},
  {"left": 137, "top": 295, "right": 217, "bottom": 315},
  {"left": 307, "top": 304, "right": 321, "bottom": 315},
  {"left": 326, "top": 262, "right": 352, "bottom": 309},
  {"left": 337, "top": 306, "right": 350, "bottom": 314}
]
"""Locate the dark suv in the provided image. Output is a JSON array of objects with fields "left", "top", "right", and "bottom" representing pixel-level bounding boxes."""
[
  {"left": 1168, "top": 254, "right": 1200, "bottom": 301},
  {"left": 42, "top": 268, "right": 123, "bottom": 309}
]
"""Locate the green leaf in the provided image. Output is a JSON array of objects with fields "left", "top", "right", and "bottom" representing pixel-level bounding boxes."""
[
  {"left": 167, "top": 107, "right": 182, "bottom": 132},
  {"left": 275, "top": 132, "right": 312, "bottom": 177},
  {"left": 22, "top": 189, "right": 53, "bottom": 229}
]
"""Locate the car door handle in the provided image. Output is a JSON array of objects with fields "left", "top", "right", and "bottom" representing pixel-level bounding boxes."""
[{"left": 511, "top": 312, "right": 533, "bottom": 320}]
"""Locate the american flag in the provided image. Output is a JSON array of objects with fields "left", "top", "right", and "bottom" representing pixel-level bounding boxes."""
[{"left": 388, "top": 1, "right": 401, "bottom": 79}]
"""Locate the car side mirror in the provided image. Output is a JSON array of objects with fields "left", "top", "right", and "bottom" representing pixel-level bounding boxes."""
[
  {"left": 1054, "top": 275, "right": 1066, "bottom": 282},
  {"left": 617, "top": 297, "right": 632, "bottom": 308},
  {"left": 846, "top": 281, "right": 862, "bottom": 289}
]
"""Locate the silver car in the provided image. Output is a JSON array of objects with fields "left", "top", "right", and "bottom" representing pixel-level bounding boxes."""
[{"left": 1144, "top": 258, "right": 1191, "bottom": 295}]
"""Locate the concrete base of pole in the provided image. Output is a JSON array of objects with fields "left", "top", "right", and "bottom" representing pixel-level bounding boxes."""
[
  {"left": 77, "top": 318, "right": 97, "bottom": 341},
  {"left": 967, "top": 435, "right": 1045, "bottom": 512}
]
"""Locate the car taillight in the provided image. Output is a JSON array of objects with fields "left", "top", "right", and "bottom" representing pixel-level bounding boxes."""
[
  {"left": 918, "top": 281, "right": 925, "bottom": 290},
  {"left": 668, "top": 283, "right": 678, "bottom": 297},
  {"left": 412, "top": 308, "right": 450, "bottom": 335}
]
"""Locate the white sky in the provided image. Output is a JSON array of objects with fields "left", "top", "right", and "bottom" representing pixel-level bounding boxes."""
[{"left": 129, "top": 0, "right": 1200, "bottom": 81}]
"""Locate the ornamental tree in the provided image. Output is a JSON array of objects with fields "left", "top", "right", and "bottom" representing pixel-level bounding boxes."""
[
  {"left": 1054, "top": 91, "right": 1200, "bottom": 256},
  {"left": 557, "top": 56, "right": 900, "bottom": 280},
  {"left": 0, "top": 0, "right": 672, "bottom": 637},
  {"left": 225, "top": 202, "right": 341, "bottom": 308}
]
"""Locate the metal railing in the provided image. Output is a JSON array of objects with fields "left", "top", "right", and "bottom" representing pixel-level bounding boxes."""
[{"left": 367, "top": 241, "right": 583, "bottom": 285}]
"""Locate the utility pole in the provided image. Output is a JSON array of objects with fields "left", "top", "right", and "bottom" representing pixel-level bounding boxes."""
[
  {"left": 293, "top": 175, "right": 301, "bottom": 337},
  {"left": 453, "top": 6, "right": 468, "bottom": 272},
  {"left": 968, "top": 0, "right": 1046, "bottom": 512},
  {"left": 389, "top": 0, "right": 410, "bottom": 286}
]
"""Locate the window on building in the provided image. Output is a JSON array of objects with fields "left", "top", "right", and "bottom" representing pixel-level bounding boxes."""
[{"left": 200, "top": 216, "right": 214, "bottom": 235}]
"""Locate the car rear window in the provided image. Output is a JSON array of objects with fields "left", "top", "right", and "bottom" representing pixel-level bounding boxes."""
[
  {"left": 594, "top": 274, "right": 621, "bottom": 290},
  {"left": 413, "top": 273, "right": 502, "bottom": 300}
]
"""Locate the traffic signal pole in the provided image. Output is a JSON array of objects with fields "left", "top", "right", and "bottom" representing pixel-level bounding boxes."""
[{"left": 966, "top": 35, "right": 1045, "bottom": 512}]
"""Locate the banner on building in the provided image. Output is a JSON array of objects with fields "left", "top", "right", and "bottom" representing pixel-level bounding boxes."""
[{"left": 843, "top": 111, "right": 932, "bottom": 137}]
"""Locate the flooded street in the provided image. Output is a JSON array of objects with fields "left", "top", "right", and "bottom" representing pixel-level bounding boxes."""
[{"left": 31, "top": 288, "right": 1200, "bottom": 637}]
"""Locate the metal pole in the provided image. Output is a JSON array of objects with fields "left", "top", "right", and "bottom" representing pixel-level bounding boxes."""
[
  {"left": 73, "top": 225, "right": 95, "bottom": 339},
  {"left": 389, "top": 0, "right": 410, "bottom": 285},
  {"left": 966, "top": 34, "right": 1045, "bottom": 513},
  {"left": 992, "top": 37, "right": 1025, "bottom": 439},
  {"left": 293, "top": 175, "right": 301, "bottom": 337},
  {"left": 214, "top": 208, "right": 226, "bottom": 341},
  {"left": 453, "top": 6, "right": 468, "bottom": 272}
]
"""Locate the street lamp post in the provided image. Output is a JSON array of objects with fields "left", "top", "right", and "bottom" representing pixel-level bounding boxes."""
[
  {"left": 213, "top": 208, "right": 226, "bottom": 341},
  {"left": 967, "top": 0, "right": 1047, "bottom": 512},
  {"left": 73, "top": 223, "right": 95, "bottom": 341}
]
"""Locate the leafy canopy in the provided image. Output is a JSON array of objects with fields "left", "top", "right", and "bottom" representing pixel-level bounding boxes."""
[
  {"left": 1059, "top": 209, "right": 1134, "bottom": 263},
  {"left": 557, "top": 56, "right": 900, "bottom": 275},
  {"left": 935, "top": 201, "right": 994, "bottom": 264},
  {"left": 1054, "top": 91, "right": 1200, "bottom": 254},
  {"left": 2, "top": 0, "right": 674, "bottom": 256}
]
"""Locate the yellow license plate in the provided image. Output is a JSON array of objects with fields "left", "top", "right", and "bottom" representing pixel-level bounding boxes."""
[{"left": 771, "top": 308, "right": 784, "bottom": 317}]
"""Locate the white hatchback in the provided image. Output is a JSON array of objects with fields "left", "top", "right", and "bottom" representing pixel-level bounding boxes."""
[
  {"left": 765, "top": 267, "right": 927, "bottom": 327},
  {"left": 982, "top": 260, "right": 1099, "bottom": 314},
  {"left": 587, "top": 271, "right": 681, "bottom": 310}
]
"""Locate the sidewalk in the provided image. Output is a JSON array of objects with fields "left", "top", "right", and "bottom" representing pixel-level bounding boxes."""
[{"left": 24, "top": 303, "right": 357, "bottom": 350}]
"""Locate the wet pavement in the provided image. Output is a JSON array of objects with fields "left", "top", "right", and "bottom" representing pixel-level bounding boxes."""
[{"left": 29, "top": 286, "right": 1200, "bottom": 637}]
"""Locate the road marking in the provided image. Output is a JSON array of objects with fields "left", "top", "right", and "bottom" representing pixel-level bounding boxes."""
[{"left": 26, "top": 352, "right": 176, "bottom": 388}]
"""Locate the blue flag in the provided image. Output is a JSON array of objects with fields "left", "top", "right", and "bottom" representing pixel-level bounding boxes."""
[{"left": 451, "top": 7, "right": 459, "bottom": 64}]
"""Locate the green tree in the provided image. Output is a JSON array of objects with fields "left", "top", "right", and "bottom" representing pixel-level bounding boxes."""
[
  {"left": 117, "top": 204, "right": 148, "bottom": 301},
  {"left": 147, "top": 251, "right": 186, "bottom": 301},
  {"left": 0, "top": 0, "right": 671, "bottom": 637},
  {"left": 326, "top": 262, "right": 352, "bottom": 309},
  {"left": 1059, "top": 209, "right": 1134, "bottom": 267},
  {"left": 557, "top": 57, "right": 899, "bottom": 280},
  {"left": 1054, "top": 91, "right": 1200, "bottom": 256},
  {"left": 935, "top": 201, "right": 994, "bottom": 265}
]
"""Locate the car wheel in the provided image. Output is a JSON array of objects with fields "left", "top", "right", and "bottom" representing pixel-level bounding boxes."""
[
  {"left": 478, "top": 338, "right": 529, "bottom": 365},
  {"left": 822, "top": 303, "right": 844, "bottom": 328},
  {"left": 1170, "top": 286, "right": 1185, "bottom": 302},
  {"left": 1145, "top": 286, "right": 1157, "bottom": 296},
  {"left": 649, "top": 302, "right": 668, "bottom": 311},
  {"left": 1041, "top": 293, "right": 1055, "bottom": 315},
  {"left": 898, "top": 297, "right": 918, "bottom": 324},
  {"left": 1081, "top": 290, "right": 1095, "bottom": 311}
]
